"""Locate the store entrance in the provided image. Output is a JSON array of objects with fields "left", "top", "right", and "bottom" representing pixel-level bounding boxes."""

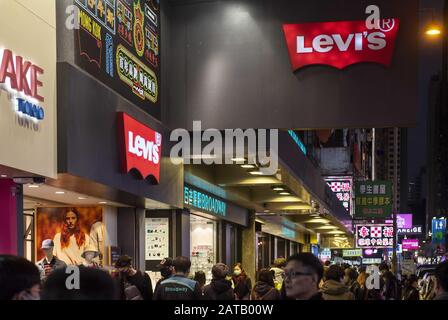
[{"left": 190, "top": 215, "right": 217, "bottom": 283}]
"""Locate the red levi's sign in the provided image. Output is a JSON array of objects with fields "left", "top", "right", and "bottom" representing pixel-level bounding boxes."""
[
  {"left": 282, "top": 19, "right": 400, "bottom": 71},
  {"left": 118, "top": 112, "right": 162, "bottom": 183}
]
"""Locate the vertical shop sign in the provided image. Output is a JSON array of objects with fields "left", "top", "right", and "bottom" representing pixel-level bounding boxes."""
[{"left": 354, "top": 180, "right": 392, "bottom": 218}]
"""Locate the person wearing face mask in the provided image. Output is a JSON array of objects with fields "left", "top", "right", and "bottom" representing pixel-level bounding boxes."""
[
  {"left": 0, "top": 255, "right": 41, "bottom": 300},
  {"left": 231, "top": 263, "right": 252, "bottom": 300},
  {"left": 36, "top": 239, "right": 67, "bottom": 282},
  {"left": 114, "top": 255, "right": 153, "bottom": 300},
  {"left": 81, "top": 245, "right": 100, "bottom": 268},
  {"left": 154, "top": 257, "right": 174, "bottom": 294}
]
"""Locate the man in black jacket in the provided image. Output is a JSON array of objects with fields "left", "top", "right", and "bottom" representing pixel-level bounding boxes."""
[
  {"left": 115, "top": 255, "right": 153, "bottom": 300},
  {"left": 202, "top": 263, "right": 235, "bottom": 300},
  {"left": 153, "top": 256, "right": 202, "bottom": 300}
]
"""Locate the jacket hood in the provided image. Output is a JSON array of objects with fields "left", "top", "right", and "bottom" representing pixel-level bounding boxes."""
[
  {"left": 254, "top": 281, "right": 274, "bottom": 296},
  {"left": 211, "top": 278, "right": 232, "bottom": 294},
  {"left": 321, "top": 280, "right": 350, "bottom": 296}
]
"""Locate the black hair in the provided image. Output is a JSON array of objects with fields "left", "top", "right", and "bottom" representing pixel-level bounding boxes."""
[
  {"left": 435, "top": 261, "right": 448, "bottom": 292},
  {"left": 286, "top": 253, "right": 324, "bottom": 284},
  {"left": 173, "top": 256, "right": 191, "bottom": 273},
  {"left": 379, "top": 262, "right": 389, "bottom": 271},
  {"left": 41, "top": 267, "right": 119, "bottom": 300},
  {"left": 115, "top": 255, "right": 132, "bottom": 268},
  {"left": 257, "top": 268, "right": 275, "bottom": 287},
  {"left": 194, "top": 271, "right": 206, "bottom": 287},
  {"left": 326, "top": 265, "right": 345, "bottom": 282},
  {"left": 345, "top": 267, "right": 358, "bottom": 281},
  {"left": 0, "top": 255, "right": 41, "bottom": 300}
]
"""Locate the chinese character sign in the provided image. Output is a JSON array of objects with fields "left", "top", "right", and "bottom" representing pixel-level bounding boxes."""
[
  {"left": 325, "top": 176, "right": 353, "bottom": 216},
  {"left": 354, "top": 181, "right": 392, "bottom": 218},
  {"left": 397, "top": 214, "right": 413, "bottom": 229},
  {"left": 432, "top": 219, "right": 446, "bottom": 247},
  {"left": 356, "top": 224, "right": 394, "bottom": 248}
]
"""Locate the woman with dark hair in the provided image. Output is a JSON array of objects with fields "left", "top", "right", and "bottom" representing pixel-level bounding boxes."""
[
  {"left": 53, "top": 208, "right": 89, "bottom": 265},
  {"left": 231, "top": 263, "right": 252, "bottom": 300},
  {"left": 194, "top": 271, "right": 206, "bottom": 292},
  {"left": 251, "top": 269, "right": 279, "bottom": 300}
]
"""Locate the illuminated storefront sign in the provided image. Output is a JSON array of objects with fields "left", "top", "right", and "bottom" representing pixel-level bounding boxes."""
[
  {"left": 0, "top": 48, "right": 45, "bottom": 121},
  {"left": 398, "top": 225, "right": 423, "bottom": 235},
  {"left": 362, "top": 258, "right": 382, "bottom": 265},
  {"left": 402, "top": 239, "right": 419, "bottom": 250},
  {"left": 118, "top": 112, "right": 161, "bottom": 183},
  {"left": 283, "top": 19, "right": 400, "bottom": 71},
  {"left": 116, "top": 44, "right": 158, "bottom": 102},
  {"left": 325, "top": 176, "right": 353, "bottom": 216},
  {"left": 356, "top": 224, "right": 393, "bottom": 248},
  {"left": 184, "top": 185, "right": 227, "bottom": 217},
  {"left": 432, "top": 219, "right": 446, "bottom": 253},
  {"left": 354, "top": 180, "right": 392, "bottom": 218},
  {"left": 319, "top": 248, "right": 332, "bottom": 261},
  {"left": 342, "top": 248, "right": 362, "bottom": 257},
  {"left": 397, "top": 214, "right": 413, "bottom": 229},
  {"left": 288, "top": 130, "right": 307, "bottom": 155}
]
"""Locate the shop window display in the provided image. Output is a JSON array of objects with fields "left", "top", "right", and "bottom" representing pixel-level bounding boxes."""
[{"left": 190, "top": 215, "right": 217, "bottom": 284}]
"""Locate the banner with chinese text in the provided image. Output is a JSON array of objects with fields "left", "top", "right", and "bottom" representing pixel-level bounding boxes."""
[
  {"left": 354, "top": 180, "right": 392, "bottom": 218},
  {"left": 355, "top": 224, "right": 394, "bottom": 249}
]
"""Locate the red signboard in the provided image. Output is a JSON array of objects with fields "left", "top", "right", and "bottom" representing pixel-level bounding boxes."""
[
  {"left": 282, "top": 19, "right": 400, "bottom": 71},
  {"left": 118, "top": 112, "right": 161, "bottom": 183},
  {"left": 0, "top": 48, "right": 45, "bottom": 101},
  {"left": 355, "top": 223, "right": 394, "bottom": 249}
]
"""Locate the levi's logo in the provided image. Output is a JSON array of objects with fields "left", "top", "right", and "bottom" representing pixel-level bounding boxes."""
[
  {"left": 118, "top": 112, "right": 162, "bottom": 183},
  {"left": 282, "top": 19, "right": 399, "bottom": 71}
]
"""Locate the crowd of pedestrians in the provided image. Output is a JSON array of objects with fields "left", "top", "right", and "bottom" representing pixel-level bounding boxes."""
[{"left": 1, "top": 248, "right": 448, "bottom": 301}]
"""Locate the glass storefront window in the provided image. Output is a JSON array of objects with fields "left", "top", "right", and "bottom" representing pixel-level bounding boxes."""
[{"left": 190, "top": 215, "right": 217, "bottom": 284}]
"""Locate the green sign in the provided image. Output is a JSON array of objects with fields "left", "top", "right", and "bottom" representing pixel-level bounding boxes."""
[
  {"left": 342, "top": 248, "right": 363, "bottom": 257},
  {"left": 184, "top": 185, "right": 227, "bottom": 217},
  {"left": 354, "top": 180, "right": 392, "bottom": 218}
]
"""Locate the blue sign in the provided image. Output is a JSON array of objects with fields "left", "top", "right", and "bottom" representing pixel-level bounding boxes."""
[
  {"left": 432, "top": 218, "right": 446, "bottom": 245},
  {"left": 17, "top": 98, "right": 44, "bottom": 121},
  {"left": 288, "top": 130, "right": 307, "bottom": 155},
  {"left": 184, "top": 185, "right": 227, "bottom": 217}
]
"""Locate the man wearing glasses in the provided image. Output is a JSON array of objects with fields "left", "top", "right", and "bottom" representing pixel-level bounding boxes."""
[{"left": 283, "top": 253, "right": 324, "bottom": 300}]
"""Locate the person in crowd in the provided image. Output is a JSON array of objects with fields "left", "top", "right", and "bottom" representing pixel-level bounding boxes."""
[
  {"left": 36, "top": 239, "right": 67, "bottom": 281},
  {"left": 251, "top": 268, "right": 280, "bottom": 300},
  {"left": 321, "top": 265, "right": 355, "bottom": 300},
  {"left": 283, "top": 253, "right": 324, "bottom": 300},
  {"left": 202, "top": 263, "right": 234, "bottom": 300},
  {"left": 114, "top": 255, "right": 153, "bottom": 300},
  {"left": 0, "top": 255, "right": 41, "bottom": 300},
  {"left": 433, "top": 260, "right": 448, "bottom": 300},
  {"left": 270, "top": 258, "right": 286, "bottom": 291},
  {"left": 232, "top": 263, "right": 252, "bottom": 300},
  {"left": 344, "top": 267, "right": 363, "bottom": 300},
  {"left": 41, "top": 266, "right": 118, "bottom": 300},
  {"left": 379, "top": 262, "right": 400, "bottom": 300},
  {"left": 324, "top": 260, "right": 331, "bottom": 267},
  {"left": 194, "top": 271, "right": 207, "bottom": 292},
  {"left": 356, "top": 268, "right": 370, "bottom": 300},
  {"left": 53, "top": 208, "right": 89, "bottom": 265},
  {"left": 154, "top": 257, "right": 174, "bottom": 294},
  {"left": 153, "top": 256, "right": 202, "bottom": 300},
  {"left": 402, "top": 274, "right": 420, "bottom": 300}
]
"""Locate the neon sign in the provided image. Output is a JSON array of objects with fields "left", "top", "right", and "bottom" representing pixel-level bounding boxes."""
[{"left": 184, "top": 185, "right": 227, "bottom": 217}]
